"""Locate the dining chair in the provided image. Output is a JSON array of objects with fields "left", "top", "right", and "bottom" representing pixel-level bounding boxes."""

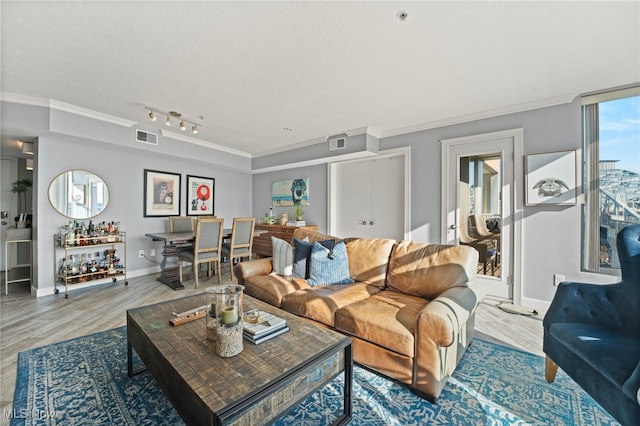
[
  {"left": 178, "top": 217, "right": 224, "bottom": 287},
  {"left": 221, "top": 217, "right": 256, "bottom": 281},
  {"left": 169, "top": 216, "right": 195, "bottom": 233}
]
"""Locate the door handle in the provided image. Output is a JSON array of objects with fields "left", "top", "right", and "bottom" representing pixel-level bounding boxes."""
[
  {"left": 369, "top": 221, "right": 375, "bottom": 226},
  {"left": 449, "top": 224, "right": 457, "bottom": 230},
  {"left": 361, "top": 221, "right": 367, "bottom": 226}
]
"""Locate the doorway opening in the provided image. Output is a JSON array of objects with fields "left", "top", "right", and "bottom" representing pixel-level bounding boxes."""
[{"left": 459, "top": 154, "right": 502, "bottom": 278}]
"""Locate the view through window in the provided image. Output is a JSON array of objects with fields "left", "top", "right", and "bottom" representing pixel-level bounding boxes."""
[{"left": 583, "top": 90, "right": 640, "bottom": 271}]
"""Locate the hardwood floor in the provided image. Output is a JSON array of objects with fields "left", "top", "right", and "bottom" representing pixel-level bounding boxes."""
[{"left": 0, "top": 270, "right": 545, "bottom": 425}]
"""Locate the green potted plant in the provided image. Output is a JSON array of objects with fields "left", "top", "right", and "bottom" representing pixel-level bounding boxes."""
[
  {"left": 295, "top": 205, "right": 304, "bottom": 221},
  {"left": 12, "top": 178, "right": 32, "bottom": 225}
]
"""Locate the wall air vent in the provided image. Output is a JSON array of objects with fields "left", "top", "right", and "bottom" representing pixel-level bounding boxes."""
[
  {"left": 136, "top": 129, "right": 158, "bottom": 146},
  {"left": 328, "top": 134, "right": 347, "bottom": 151}
]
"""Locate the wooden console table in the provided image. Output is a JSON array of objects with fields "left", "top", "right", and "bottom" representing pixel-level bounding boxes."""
[{"left": 253, "top": 224, "right": 318, "bottom": 257}]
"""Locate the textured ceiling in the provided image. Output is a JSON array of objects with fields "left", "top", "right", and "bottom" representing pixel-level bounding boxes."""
[{"left": 1, "top": 1, "right": 639, "bottom": 157}]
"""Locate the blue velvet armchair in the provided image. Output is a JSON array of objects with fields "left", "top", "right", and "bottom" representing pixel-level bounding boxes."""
[{"left": 543, "top": 224, "right": 640, "bottom": 425}]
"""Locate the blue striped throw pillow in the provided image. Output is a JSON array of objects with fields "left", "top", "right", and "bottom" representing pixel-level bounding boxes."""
[{"left": 307, "top": 240, "right": 353, "bottom": 286}]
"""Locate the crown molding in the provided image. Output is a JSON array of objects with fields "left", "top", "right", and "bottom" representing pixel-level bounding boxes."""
[
  {"left": 0, "top": 92, "right": 137, "bottom": 127},
  {"left": 252, "top": 126, "right": 375, "bottom": 158},
  {"left": 160, "top": 129, "right": 251, "bottom": 158},
  {"left": 0, "top": 92, "right": 50, "bottom": 107},
  {"left": 49, "top": 100, "right": 137, "bottom": 127},
  {"left": 381, "top": 93, "right": 579, "bottom": 139}
]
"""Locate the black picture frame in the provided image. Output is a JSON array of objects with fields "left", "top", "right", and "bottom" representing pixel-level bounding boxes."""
[
  {"left": 143, "top": 169, "right": 181, "bottom": 217},
  {"left": 186, "top": 174, "right": 215, "bottom": 216}
]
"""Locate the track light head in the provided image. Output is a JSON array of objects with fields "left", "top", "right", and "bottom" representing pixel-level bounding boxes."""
[{"left": 145, "top": 107, "right": 203, "bottom": 134}]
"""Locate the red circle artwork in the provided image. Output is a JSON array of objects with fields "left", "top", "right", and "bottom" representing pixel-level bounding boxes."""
[{"left": 197, "top": 185, "right": 210, "bottom": 201}]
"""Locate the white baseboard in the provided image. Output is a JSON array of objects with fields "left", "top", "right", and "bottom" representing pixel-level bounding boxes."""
[{"left": 520, "top": 296, "right": 551, "bottom": 313}]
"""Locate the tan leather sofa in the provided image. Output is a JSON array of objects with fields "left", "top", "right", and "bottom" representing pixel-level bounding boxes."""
[{"left": 234, "top": 228, "right": 479, "bottom": 401}]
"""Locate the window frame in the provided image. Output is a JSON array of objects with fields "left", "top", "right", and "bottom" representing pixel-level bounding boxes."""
[{"left": 581, "top": 86, "right": 640, "bottom": 274}]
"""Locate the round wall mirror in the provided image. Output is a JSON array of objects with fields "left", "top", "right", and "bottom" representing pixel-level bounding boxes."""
[{"left": 48, "top": 170, "right": 109, "bottom": 219}]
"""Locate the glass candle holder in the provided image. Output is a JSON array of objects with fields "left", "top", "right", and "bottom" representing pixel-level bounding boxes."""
[
  {"left": 204, "top": 286, "right": 219, "bottom": 342},
  {"left": 212, "top": 284, "right": 244, "bottom": 357}
]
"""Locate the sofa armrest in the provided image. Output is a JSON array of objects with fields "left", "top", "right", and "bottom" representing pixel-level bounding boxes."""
[
  {"left": 416, "top": 286, "right": 478, "bottom": 347},
  {"left": 234, "top": 258, "right": 273, "bottom": 285},
  {"left": 413, "top": 285, "right": 478, "bottom": 399},
  {"left": 542, "top": 281, "right": 636, "bottom": 330}
]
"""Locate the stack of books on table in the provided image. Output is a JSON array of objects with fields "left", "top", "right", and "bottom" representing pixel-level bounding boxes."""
[{"left": 243, "top": 310, "right": 289, "bottom": 344}]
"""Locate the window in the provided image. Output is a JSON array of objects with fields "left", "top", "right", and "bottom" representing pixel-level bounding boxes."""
[{"left": 582, "top": 87, "right": 640, "bottom": 272}]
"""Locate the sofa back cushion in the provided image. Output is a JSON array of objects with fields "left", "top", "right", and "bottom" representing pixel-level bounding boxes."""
[
  {"left": 387, "top": 241, "right": 478, "bottom": 299},
  {"left": 292, "top": 228, "right": 339, "bottom": 245},
  {"left": 344, "top": 237, "right": 396, "bottom": 288}
]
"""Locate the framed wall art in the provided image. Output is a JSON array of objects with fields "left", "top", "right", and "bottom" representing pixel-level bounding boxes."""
[
  {"left": 272, "top": 177, "right": 310, "bottom": 206},
  {"left": 525, "top": 150, "right": 577, "bottom": 206},
  {"left": 143, "top": 169, "right": 181, "bottom": 217},
  {"left": 186, "top": 174, "right": 215, "bottom": 216}
]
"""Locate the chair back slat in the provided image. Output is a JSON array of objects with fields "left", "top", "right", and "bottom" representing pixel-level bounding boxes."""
[
  {"left": 170, "top": 216, "right": 195, "bottom": 233},
  {"left": 230, "top": 217, "right": 256, "bottom": 252},
  {"left": 195, "top": 218, "right": 224, "bottom": 254}
]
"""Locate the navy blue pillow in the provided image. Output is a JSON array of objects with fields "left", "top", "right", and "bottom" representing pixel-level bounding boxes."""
[
  {"left": 292, "top": 238, "right": 335, "bottom": 279},
  {"left": 307, "top": 241, "right": 353, "bottom": 286}
]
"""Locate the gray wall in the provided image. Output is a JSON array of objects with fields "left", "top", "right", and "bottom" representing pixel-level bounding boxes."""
[
  {"left": 252, "top": 164, "right": 328, "bottom": 231},
  {"left": 3, "top": 97, "right": 620, "bottom": 304},
  {"left": 2, "top": 101, "right": 253, "bottom": 296},
  {"left": 251, "top": 98, "right": 618, "bottom": 306},
  {"left": 33, "top": 136, "right": 252, "bottom": 295}
]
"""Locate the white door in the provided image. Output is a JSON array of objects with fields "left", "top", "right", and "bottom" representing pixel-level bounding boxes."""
[
  {"left": 330, "top": 151, "right": 407, "bottom": 240},
  {"left": 1, "top": 158, "right": 18, "bottom": 271},
  {"left": 368, "top": 156, "right": 404, "bottom": 238},
  {"left": 441, "top": 129, "right": 523, "bottom": 303}
]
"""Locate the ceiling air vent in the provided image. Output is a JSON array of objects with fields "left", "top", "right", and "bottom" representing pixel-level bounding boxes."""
[
  {"left": 328, "top": 134, "right": 347, "bottom": 151},
  {"left": 136, "top": 129, "right": 158, "bottom": 146}
]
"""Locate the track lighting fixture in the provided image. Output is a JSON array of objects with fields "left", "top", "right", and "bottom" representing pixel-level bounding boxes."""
[
  {"left": 26, "top": 158, "right": 34, "bottom": 171},
  {"left": 145, "top": 106, "right": 204, "bottom": 134}
]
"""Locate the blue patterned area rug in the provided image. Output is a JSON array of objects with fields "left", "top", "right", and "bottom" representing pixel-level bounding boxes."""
[{"left": 12, "top": 327, "right": 618, "bottom": 425}]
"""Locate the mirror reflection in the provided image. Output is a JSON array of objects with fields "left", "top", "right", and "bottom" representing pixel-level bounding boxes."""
[{"left": 48, "top": 170, "right": 109, "bottom": 219}]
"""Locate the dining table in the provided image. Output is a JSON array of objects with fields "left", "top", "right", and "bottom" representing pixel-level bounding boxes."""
[{"left": 145, "top": 228, "right": 264, "bottom": 290}]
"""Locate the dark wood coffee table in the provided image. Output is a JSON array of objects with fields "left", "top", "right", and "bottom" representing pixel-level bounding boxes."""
[{"left": 127, "top": 294, "right": 352, "bottom": 425}]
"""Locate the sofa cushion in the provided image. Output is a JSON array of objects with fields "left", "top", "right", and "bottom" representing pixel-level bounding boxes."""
[
  {"left": 548, "top": 323, "right": 640, "bottom": 395},
  {"left": 308, "top": 241, "right": 353, "bottom": 286},
  {"left": 292, "top": 228, "right": 339, "bottom": 245},
  {"left": 387, "top": 241, "right": 478, "bottom": 299},
  {"left": 292, "top": 238, "right": 334, "bottom": 279},
  {"left": 243, "top": 274, "right": 309, "bottom": 307},
  {"left": 335, "top": 289, "right": 428, "bottom": 357},
  {"left": 345, "top": 237, "right": 396, "bottom": 288},
  {"left": 271, "top": 236, "right": 294, "bottom": 276},
  {"left": 281, "top": 283, "right": 381, "bottom": 327}
]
